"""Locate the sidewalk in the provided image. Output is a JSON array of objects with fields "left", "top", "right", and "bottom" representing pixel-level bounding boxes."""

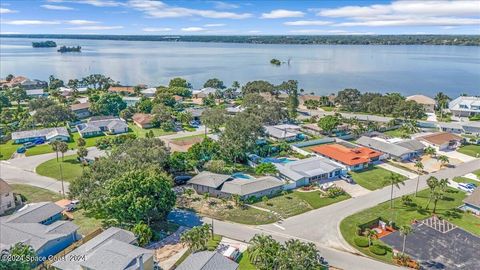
[{"left": 377, "top": 162, "right": 418, "bottom": 178}]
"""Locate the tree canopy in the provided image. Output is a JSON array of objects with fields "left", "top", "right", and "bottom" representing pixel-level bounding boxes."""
[{"left": 91, "top": 93, "right": 127, "bottom": 116}]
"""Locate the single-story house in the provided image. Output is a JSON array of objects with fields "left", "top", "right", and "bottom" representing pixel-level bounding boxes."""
[
  {"left": 70, "top": 102, "right": 91, "bottom": 119},
  {"left": 141, "top": 87, "right": 157, "bottom": 98},
  {"left": 394, "top": 139, "right": 426, "bottom": 155},
  {"left": 188, "top": 171, "right": 284, "bottom": 199},
  {"left": 0, "top": 179, "right": 15, "bottom": 215},
  {"left": 76, "top": 116, "right": 128, "bottom": 138},
  {"left": 462, "top": 188, "right": 480, "bottom": 215},
  {"left": 53, "top": 227, "right": 154, "bottom": 270},
  {"left": 123, "top": 96, "right": 141, "bottom": 107},
  {"left": 406, "top": 95, "right": 436, "bottom": 113},
  {"left": 176, "top": 251, "right": 238, "bottom": 270},
  {"left": 437, "top": 121, "right": 480, "bottom": 135},
  {"left": 108, "top": 86, "right": 136, "bottom": 95},
  {"left": 59, "top": 87, "right": 88, "bottom": 96},
  {"left": 192, "top": 87, "right": 217, "bottom": 99},
  {"left": 0, "top": 202, "right": 80, "bottom": 263},
  {"left": 418, "top": 132, "right": 463, "bottom": 151},
  {"left": 26, "top": 88, "right": 46, "bottom": 98},
  {"left": 449, "top": 96, "right": 480, "bottom": 117},
  {"left": 12, "top": 127, "right": 70, "bottom": 144},
  {"left": 311, "top": 143, "right": 382, "bottom": 171},
  {"left": 274, "top": 156, "right": 343, "bottom": 187},
  {"left": 132, "top": 113, "right": 155, "bottom": 129},
  {"left": 264, "top": 124, "right": 303, "bottom": 142},
  {"left": 185, "top": 107, "right": 206, "bottom": 121},
  {"left": 356, "top": 136, "right": 416, "bottom": 161}
]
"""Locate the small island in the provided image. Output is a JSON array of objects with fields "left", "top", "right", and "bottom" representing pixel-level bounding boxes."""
[
  {"left": 57, "top": 46, "right": 82, "bottom": 53},
  {"left": 270, "top": 58, "right": 281, "bottom": 66},
  {"left": 32, "top": 40, "right": 57, "bottom": 48}
]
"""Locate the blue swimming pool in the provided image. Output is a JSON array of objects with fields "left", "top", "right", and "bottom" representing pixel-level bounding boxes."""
[
  {"left": 261, "top": 157, "right": 295, "bottom": 164},
  {"left": 231, "top": 172, "right": 254, "bottom": 179}
]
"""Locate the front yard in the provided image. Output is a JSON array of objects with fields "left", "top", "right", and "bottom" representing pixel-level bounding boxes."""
[
  {"left": 11, "top": 184, "right": 63, "bottom": 203},
  {"left": 128, "top": 123, "right": 175, "bottom": 138},
  {"left": 349, "top": 167, "right": 407, "bottom": 191},
  {"left": 0, "top": 140, "right": 17, "bottom": 160},
  {"left": 24, "top": 132, "right": 99, "bottom": 157},
  {"left": 457, "top": 144, "right": 480, "bottom": 158},
  {"left": 36, "top": 154, "right": 84, "bottom": 182},
  {"left": 340, "top": 188, "right": 480, "bottom": 264}
]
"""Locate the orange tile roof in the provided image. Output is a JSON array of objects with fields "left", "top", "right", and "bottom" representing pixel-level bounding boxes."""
[
  {"left": 311, "top": 144, "right": 382, "bottom": 166},
  {"left": 108, "top": 86, "right": 135, "bottom": 93},
  {"left": 132, "top": 113, "right": 154, "bottom": 125},
  {"left": 419, "top": 132, "right": 462, "bottom": 146}
]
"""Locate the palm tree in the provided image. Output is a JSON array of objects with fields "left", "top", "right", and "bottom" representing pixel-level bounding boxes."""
[
  {"left": 184, "top": 188, "right": 194, "bottom": 199},
  {"left": 248, "top": 234, "right": 280, "bottom": 269},
  {"left": 365, "top": 229, "right": 377, "bottom": 246},
  {"left": 51, "top": 141, "right": 60, "bottom": 161},
  {"left": 425, "top": 176, "right": 439, "bottom": 210},
  {"left": 77, "top": 147, "right": 88, "bottom": 169},
  {"left": 437, "top": 155, "right": 449, "bottom": 168},
  {"left": 387, "top": 173, "right": 405, "bottom": 209},
  {"left": 414, "top": 161, "right": 424, "bottom": 197},
  {"left": 434, "top": 92, "right": 450, "bottom": 121},
  {"left": 399, "top": 225, "right": 413, "bottom": 255},
  {"left": 230, "top": 194, "right": 241, "bottom": 207},
  {"left": 424, "top": 146, "right": 436, "bottom": 157},
  {"left": 57, "top": 141, "right": 68, "bottom": 161},
  {"left": 180, "top": 224, "right": 211, "bottom": 252}
]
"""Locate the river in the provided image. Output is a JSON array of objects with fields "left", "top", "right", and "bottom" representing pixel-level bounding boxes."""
[{"left": 1, "top": 37, "right": 479, "bottom": 97}]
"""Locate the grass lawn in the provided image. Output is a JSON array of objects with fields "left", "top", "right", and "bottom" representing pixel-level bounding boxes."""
[
  {"left": 349, "top": 167, "right": 407, "bottom": 191},
  {"left": 457, "top": 144, "right": 480, "bottom": 158},
  {"left": 340, "top": 188, "right": 480, "bottom": 264},
  {"left": 72, "top": 209, "right": 103, "bottom": 236},
  {"left": 475, "top": 170, "right": 480, "bottom": 178},
  {"left": 383, "top": 128, "right": 409, "bottom": 138},
  {"left": 11, "top": 184, "right": 63, "bottom": 203},
  {"left": 294, "top": 191, "right": 351, "bottom": 209},
  {"left": 238, "top": 251, "right": 256, "bottom": 270},
  {"left": 25, "top": 132, "right": 99, "bottom": 157},
  {"left": 320, "top": 106, "right": 335, "bottom": 112},
  {"left": 0, "top": 140, "right": 17, "bottom": 160},
  {"left": 218, "top": 206, "right": 278, "bottom": 225},
  {"left": 128, "top": 123, "right": 175, "bottom": 138},
  {"left": 36, "top": 154, "right": 84, "bottom": 182},
  {"left": 453, "top": 176, "right": 478, "bottom": 185},
  {"left": 171, "top": 133, "right": 206, "bottom": 142}
]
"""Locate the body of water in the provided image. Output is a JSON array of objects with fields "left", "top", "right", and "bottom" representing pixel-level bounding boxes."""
[{"left": 1, "top": 37, "right": 479, "bottom": 97}]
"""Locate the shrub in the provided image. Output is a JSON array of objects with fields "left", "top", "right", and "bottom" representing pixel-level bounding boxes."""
[
  {"left": 369, "top": 244, "right": 387, "bottom": 255},
  {"left": 354, "top": 237, "right": 369, "bottom": 247},
  {"left": 327, "top": 186, "right": 346, "bottom": 198}
]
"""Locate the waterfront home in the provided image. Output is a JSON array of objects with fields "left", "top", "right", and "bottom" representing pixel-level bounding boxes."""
[
  {"left": 59, "top": 86, "right": 88, "bottom": 95},
  {"left": 192, "top": 87, "right": 217, "bottom": 99},
  {"left": 0, "top": 179, "right": 15, "bottom": 215},
  {"left": 70, "top": 102, "right": 91, "bottom": 119},
  {"left": 437, "top": 121, "right": 480, "bottom": 135},
  {"left": 1, "top": 76, "right": 48, "bottom": 90},
  {"left": 418, "top": 132, "right": 463, "bottom": 151},
  {"left": 141, "top": 87, "right": 157, "bottom": 98},
  {"left": 132, "top": 113, "right": 155, "bottom": 129},
  {"left": 311, "top": 143, "right": 382, "bottom": 171},
  {"left": 108, "top": 86, "right": 136, "bottom": 95},
  {"left": 264, "top": 124, "right": 303, "bottom": 142},
  {"left": 26, "top": 88, "right": 46, "bottom": 98},
  {"left": 0, "top": 202, "right": 80, "bottom": 263},
  {"left": 53, "top": 227, "right": 154, "bottom": 270},
  {"left": 76, "top": 116, "right": 128, "bottom": 138},
  {"left": 298, "top": 95, "right": 324, "bottom": 109},
  {"left": 406, "top": 95, "right": 436, "bottom": 113},
  {"left": 449, "top": 96, "right": 480, "bottom": 117},
  {"left": 462, "top": 188, "right": 480, "bottom": 215},
  {"left": 12, "top": 127, "right": 70, "bottom": 144},
  {"left": 188, "top": 171, "right": 284, "bottom": 199},
  {"left": 356, "top": 136, "right": 416, "bottom": 161},
  {"left": 176, "top": 251, "right": 239, "bottom": 270},
  {"left": 274, "top": 157, "right": 343, "bottom": 188}
]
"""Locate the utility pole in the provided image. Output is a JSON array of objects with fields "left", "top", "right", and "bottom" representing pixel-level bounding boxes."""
[{"left": 59, "top": 162, "right": 65, "bottom": 198}]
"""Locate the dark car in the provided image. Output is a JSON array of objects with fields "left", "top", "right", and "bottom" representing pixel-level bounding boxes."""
[
  {"left": 23, "top": 142, "right": 35, "bottom": 148},
  {"left": 174, "top": 175, "right": 192, "bottom": 185}
]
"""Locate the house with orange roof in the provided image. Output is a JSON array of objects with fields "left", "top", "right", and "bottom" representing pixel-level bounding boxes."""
[
  {"left": 311, "top": 143, "right": 382, "bottom": 171},
  {"left": 108, "top": 86, "right": 136, "bottom": 95},
  {"left": 132, "top": 113, "right": 155, "bottom": 129}
]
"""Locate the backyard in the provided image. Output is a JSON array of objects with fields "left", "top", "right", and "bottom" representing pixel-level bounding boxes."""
[
  {"left": 383, "top": 128, "right": 409, "bottom": 138},
  {"left": 11, "top": 184, "right": 63, "bottom": 203},
  {"left": 36, "top": 154, "right": 84, "bottom": 182},
  {"left": 128, "top": 123, "right": 175, "bottom": 138},
  {"left": 457, "top": 144, "right": 480, "bottom": 158},
  {"left": 348, "top": 167, "right": 407, "bottom": 191},
  {"left": 340, "top": 187, "right": 480, "bottom": 264}
]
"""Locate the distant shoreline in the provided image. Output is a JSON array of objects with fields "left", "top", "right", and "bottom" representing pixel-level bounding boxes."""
[{"left": 1, "top": 34, "right": 479, "bottom": 46}]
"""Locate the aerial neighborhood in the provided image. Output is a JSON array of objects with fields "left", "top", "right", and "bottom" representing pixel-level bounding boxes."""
[{"left": 0, "top": 71, "right": 479, "bottom": 270}]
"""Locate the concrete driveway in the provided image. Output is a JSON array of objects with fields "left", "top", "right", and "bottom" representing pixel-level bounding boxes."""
[
  {"left": 438, "top": 149, "right": 476, "bottom": 163},
  {"left": 334, "top": 180, "right": 370, "bottom": 198}
]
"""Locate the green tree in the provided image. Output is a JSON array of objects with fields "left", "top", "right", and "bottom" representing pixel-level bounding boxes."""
[
  {"left": 34, "top": 105, "right": 74, "bottom": 126},
  {"left": 203, "top": 78, "right": 225, "bottom": 89},
  {"left": 204, "top": 159, "right": 227, "bottom": 173},
  {"left": 132, "top": 222, "right": 153, "bottom": 247},
  {"left": 0, "top": 92, "right": 11, "bottom": 110},
  {"left": 7, "top": 86, "right": 27, "bottom": 108},
  {"left": 57, "top": 141, "right": 68, "bottom": 161},
  {"left": 180, "top": 224, "right": 212, "bottom": 252},
  {"left": 434, "top": 92, "right": 450, "bottom": 120},
  {"left": 92, "top": 93, "right": 127, "bottom": 116},
  {"left": 201, "top": 107, "right": 226, "bottom": 134},
  {"left": 178, "top": 111, "right": 193, "bottom": 125},
  {"left": 278, "top": 239, "right": 324, "bottom": 270},
  {"left": 365, "top": 229, "right": 377, "bottom": 246},
  {"left": 425, "top": 176, "right": 439, "bottom": 210},
  {"left": 232, "top": 81, "right": 240, "bottom": 90},
  {"left": 424, "top": 146, "right": 436, "bottom": 157},
  {"left": 81, "top": 74, "right": 114, "bottom": 91},
  {"left": 51, "top": 141, "right": 61, "bottom": 161},
  {"left": 169, "top": 77, "right": 190, "bottom": 88},
  {"left": 437, "top": 155, "right": 449, "bottom": 168},
  {"left": 242, "top": 80, "right": 275, "bottom": 95},
  {"left": 77, "top": 147, "right": 88, "bottom": 160},
  {"left": 414, "top": 161, "right": 424, "bottom": 197},
  {"left": 255, "top": 163, "right": 278, "bottom": 175},
  {"left": 399, "top": 225, "right": 413, "bottom": 255},
  {"left": 317, "top": 115, "right": 341, "bottom": 135},
  {"left": 335, "top": 88, "right": 361, "bottom": 112},
  {"left": 77, "top": 137, "right": 86, "bottom": 147},
  {"left": 0, "top": 243, "right": 36, "bottom": 270},
  {"left": 386, "top": 173, "right": 405, "bottom": 209},
  {"left": 248, "top": 234, "right": 281, "bottom": 270}
]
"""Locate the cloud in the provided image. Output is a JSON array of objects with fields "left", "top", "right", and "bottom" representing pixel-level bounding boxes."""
[
  {"left": 261, "top": 9, "right": 305, "bottom": 19},
  {"left": 67, "top": 25, "right": 123, "bottom": 30},
  {"left": 181, "top": 27, "right": 206, "bottom": 32},
  {"left": 317, "top": 1, "right": 480, "bottom": 27},
  {"left": 204, "top": 23, "right": 225, "bottom": 27},
  {"left": 210, "top": 1, "right": 239, "bottom": 10},
  {"left": 284, "top": 20, "right": 332, "bottom": 26},
  {"left": 248, "top": 30, "right": 261, "bottom": 34},
  {"left": 142, "top": 27, "right": 172, "bottom": 32},
  {"left": 41, "top": 4, "right": 74, "bottom": 10},
  {"left": 128, "top": 0, "right": 251, "bottom": 19},
  {"left": 0, "top": 31, "right": 22, "bottom": 34},
  {"left": 67, "top": 20, "right": 99, "bottom": 25},
  {"left": 0, "top": 8, "right": 17, "bottom": 14},
  {"left": 47, "top": 0, "right": 123, "bottom": 7},
  {"left": 3, "top": 20, "right": 61, "bottom": 25}
]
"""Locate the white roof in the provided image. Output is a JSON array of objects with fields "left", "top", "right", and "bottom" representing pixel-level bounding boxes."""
[
  {"left": 274, "top": 156, "right": 342, "bottom": 181},
  {"left": 26, "top": 89, "right": 44, "bottom": 96},
  {"left": 449, "top": 96, "right": 480, "bottom": 112}
]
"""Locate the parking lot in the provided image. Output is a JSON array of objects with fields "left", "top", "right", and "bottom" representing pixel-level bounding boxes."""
[{"left": 382, "top": 217, "right": 480, "bottom": 270}]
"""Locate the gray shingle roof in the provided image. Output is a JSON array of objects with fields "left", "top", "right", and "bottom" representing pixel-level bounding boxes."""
[
  {"left": 7, "top": 202, "right": 63, "bottom": 223},
  {"left": 76, "top": 118, "right": 127, "bottom": 134},
  {"left": 0, "top": 178, "right": 12, "bottom": 194},
  {"left": 221, "top": 176, "right": 283, "bottom": 196},
  {"left": 356, "top": 136, "right": 413, "bottom": 158},
  {"left": 12, "top": 127, "right": 69, "bottom": 141},
  {"left": 188, "top": 171, "right": 231, "bottom": 188},
  {"left": 394, "top": 139, "right": 426, "bottom": 152},
  {"left": 52, "top": 227, "right": 153, "bottom": 270},
  {"left": 464, "top": 188, "right": 480, "bottom": 208},
  {"left": 176, "top": 251, "right": 238, "bottom": 270},
  {"left": 264, "top": 125, "right": 300, "bottom": 139},
  {"left": 274, "top": 157, "right": 342, "bottom": 181}
]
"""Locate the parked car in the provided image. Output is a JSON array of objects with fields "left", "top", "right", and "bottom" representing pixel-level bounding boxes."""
[
  {"left": 465, "top": 183, "right": 477, "bottom": 189},
  {"left": 174, "top": 175, "right": 192, "bottom": 185},
  {"left": 16, "top": 146, "right": 26, "bottom": 154},
  {"left": 458, "top": 183, "right": 475, "bottom": 193},
  {"left": 340, "top": 174, "right": 354, "bottom": 183},
  {"left": 33, "top": 138, "right": 45, "bottom": 145},
  {"left": 320, "top": 182, "right": 334, "bottom": 191},
  {"left": 23, "top": 142, "right": 35, "bottom": 148},
  {"left": 65, "top": 200, "right": 80, "bottom": 212},
  {"left": 222, "top": 246, "right": 240, "bottom": 261}
]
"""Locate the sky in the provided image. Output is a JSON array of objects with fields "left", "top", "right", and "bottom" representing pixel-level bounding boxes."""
[{"left": 0, "top": 0, "right": 479, "bottom": 35}]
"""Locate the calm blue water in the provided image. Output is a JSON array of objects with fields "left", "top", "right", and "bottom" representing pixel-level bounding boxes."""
[
  {"left": 1, "top": 37, "right": 479, "bottom": 97},
  {"left": 262, "top": 157, "right": 294, "bottom": 164}
]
